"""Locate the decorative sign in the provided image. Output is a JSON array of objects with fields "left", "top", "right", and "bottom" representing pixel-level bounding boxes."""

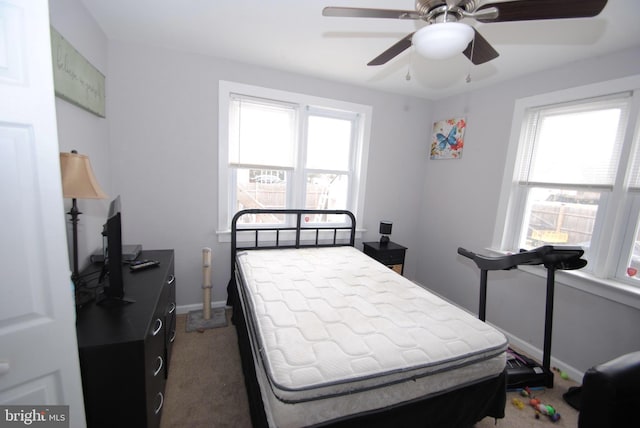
[
  {"left": 430, "top": 117, "right": 466, "bottom": 160},
  {"left": 50, "top": 27, "right": 105, "bottom": 117}
]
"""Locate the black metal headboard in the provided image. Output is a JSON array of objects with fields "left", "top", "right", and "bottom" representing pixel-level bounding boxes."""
[{"left": 230, "top": 209, "right": 356, "bottom": 275}]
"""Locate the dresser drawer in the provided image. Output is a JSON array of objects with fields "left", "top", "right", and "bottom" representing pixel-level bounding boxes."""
[
  {"left": 375, "top": 249, "right": 405, "bottom": 265},
  {"left": 362, "top": 242, "right": 407, "bottom": 276},
  {"left": 165, "top": 272, "right": 177, "bottom": 376},
  {"left": 144, "top": 306, "right": 167, "bottom": 428}
]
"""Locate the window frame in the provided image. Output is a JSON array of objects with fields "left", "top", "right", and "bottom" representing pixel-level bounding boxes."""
[
  {"left": 301, "top": 107, "right": 359, "bottom": 212},
  {"left": 493, "top": 74, "right": 640, "bottom": 310},
  {"left": 217, "top": 80, "right": 372, "bottom": 238}
]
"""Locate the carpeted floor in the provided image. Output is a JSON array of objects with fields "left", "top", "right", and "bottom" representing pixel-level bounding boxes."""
[
  {"left": 160, "top": 312, "right": 580, "bottom": 428},
  {"left": 475, "top": 376, "right": 580, "bottom": 428},
  {"left": 160, "top": 311, "right": 251, "bottom": 428}
]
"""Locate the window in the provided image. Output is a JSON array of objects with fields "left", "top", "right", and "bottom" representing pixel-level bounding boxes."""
[
  {"left": 218, "top": 81, "right": 371, "bottom": 232},
  {"left": 495, "top": 75, "right": 640, "bottom": 291}
]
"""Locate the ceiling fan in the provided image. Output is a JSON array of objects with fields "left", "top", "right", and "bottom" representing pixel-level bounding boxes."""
[{"left": 323, "top": 0, "right": 609, "bottom": 66}]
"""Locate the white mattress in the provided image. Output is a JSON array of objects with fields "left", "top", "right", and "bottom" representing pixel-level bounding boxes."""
[{"left": 235, "top": 246, "right": 507, "bottom": 427}]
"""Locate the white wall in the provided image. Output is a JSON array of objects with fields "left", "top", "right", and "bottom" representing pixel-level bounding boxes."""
[
  {"left": 415, "top": 47, "right": 640, "bottom": 374},
  {"left": 105, "top": 40, "right": 431, "bottom": 308},
  {"left": 49, "top": 0, "right": 111, "bottom": 273}
]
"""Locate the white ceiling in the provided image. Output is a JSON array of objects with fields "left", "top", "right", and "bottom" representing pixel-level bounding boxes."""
[{"left": 80, "top": 0, "right": 640, "bottom": 100}]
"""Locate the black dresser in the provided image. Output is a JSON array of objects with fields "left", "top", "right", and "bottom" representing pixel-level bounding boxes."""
[{"left": 76, "top": 250, "right": 177, "bottom": 428}]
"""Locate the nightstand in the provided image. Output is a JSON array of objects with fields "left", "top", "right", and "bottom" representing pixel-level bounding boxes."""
[{"left": 363, "top": 241, "right": 407, "bottom": 275}]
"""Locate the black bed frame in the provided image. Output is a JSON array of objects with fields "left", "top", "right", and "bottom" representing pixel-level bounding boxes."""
[
  {"left": 228, "top": 209, "right": 506, "bottom": 428},
  {"left": 230, "top": 208, "right": 356, "bottom": 275}
]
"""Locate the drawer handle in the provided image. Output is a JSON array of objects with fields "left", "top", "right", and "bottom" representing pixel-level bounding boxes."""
[
  {"left": 169, "top": 329, "right": 176, "bottom": 343},
  {"left": 167, "top": 275, "right": 176, "bottom": 286},
  {"left": 151, "top": 318, "right": 163, "bottom": 336},
  {"left": 168, "top": 302, "right": 176, "bottom": 314},
  {"left": 154, "top": 392, "right": 164, "bottom": 415},
  {"left": 153, "top": 356, "right": 164, "bottom": 377}
]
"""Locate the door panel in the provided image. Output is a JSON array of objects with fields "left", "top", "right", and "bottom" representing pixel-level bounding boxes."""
[{"left": 0, "top": 0, "right": 86, "bottom": 425}]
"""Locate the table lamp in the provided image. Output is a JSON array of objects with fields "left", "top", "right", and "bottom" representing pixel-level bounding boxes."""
[
  {"left": 379, "top": 221, "right": 392, "bottom": 245},
  {"left": 60, "top": 150, "right": 108, "bottom": 291}
]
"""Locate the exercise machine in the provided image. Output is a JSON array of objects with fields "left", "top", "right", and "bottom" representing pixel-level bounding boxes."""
[{"left": 457, "top": 245, "right": 587, "bottom": 388}]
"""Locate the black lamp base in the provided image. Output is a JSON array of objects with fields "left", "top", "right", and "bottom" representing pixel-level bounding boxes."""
[
  {"left": 68, "top": 197, "right": 94, "bottom": 308},
  {"left": 380, "top": 235, "right": 390, "bottom": 245}
]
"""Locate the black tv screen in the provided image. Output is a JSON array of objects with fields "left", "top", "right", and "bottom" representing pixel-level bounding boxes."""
[
  {"left": 104, "top": 212, "right": 123, "bottom": 298},
  {"left": 99, "top": 196, "right": 132, "bottom": 304}
]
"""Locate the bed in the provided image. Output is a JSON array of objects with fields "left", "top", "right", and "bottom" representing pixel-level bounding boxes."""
[{"left": 227, "top": 209, "right": 507, "bottom": 428}]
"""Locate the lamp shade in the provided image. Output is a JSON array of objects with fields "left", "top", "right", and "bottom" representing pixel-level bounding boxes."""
[
  {"left": 412, "top": 22, "right": 474, "bottom": 60},
  {"left": 60, "top": 152, "right": 108, "bottom": 199},
  {"left": 379, "top": 221, "right": 393, "bottom": 235}
]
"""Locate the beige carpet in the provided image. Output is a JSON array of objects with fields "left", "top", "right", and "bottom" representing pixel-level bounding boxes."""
[
  {"left": 160, "top": 311, "right": 251, "bottom": 428},
  {"left": 476, "top": 374, "right": 580, "bottom": 428},
  {"left": 161, "top": 312, "right": 580, "bottom": 427}
]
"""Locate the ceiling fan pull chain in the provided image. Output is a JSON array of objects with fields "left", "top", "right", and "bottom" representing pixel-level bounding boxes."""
[{"left": 466, "top": 34, "right": 475, "bottom": 83}]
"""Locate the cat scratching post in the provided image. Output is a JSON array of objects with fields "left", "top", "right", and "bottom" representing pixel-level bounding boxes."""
[
  {"left": 185, "top": 247, "right": 227, "bottom": 332},
  {"left": 202, "top": 247, "right": 212, "bottom": 320}
]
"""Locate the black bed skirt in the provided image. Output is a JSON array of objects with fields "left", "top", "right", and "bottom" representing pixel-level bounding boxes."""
[{"left": 227, "top": 277, "right": 506, "bottom": 428}]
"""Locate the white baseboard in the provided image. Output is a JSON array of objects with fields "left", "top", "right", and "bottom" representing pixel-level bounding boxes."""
[
  {"left": 412, "top": 280, "right": 585, "bottom": 383},
  {"left": 177, "top": 300, "right": 228, "bottom": 315}
]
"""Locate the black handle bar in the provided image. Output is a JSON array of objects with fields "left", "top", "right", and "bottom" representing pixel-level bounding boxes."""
[{"left": 457, "top": 245, "right": 585, "bottom": 271}]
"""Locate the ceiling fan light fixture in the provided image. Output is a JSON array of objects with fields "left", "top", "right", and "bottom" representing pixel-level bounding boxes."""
[{"left": 412, "top": 22, "right": 474, "bottom": 60}]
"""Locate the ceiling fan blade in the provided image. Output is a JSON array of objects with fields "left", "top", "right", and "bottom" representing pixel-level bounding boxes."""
[
  {"left": 367, "top": 33, "right": 414, "bottom": 66},
  {"left": 464, "top": 6, "right": 499, "bottom": 21},
  {"left": 476, "top": 0, "right": 608, "bottom": 23},
  {"left": 463, "top": 28, "right": 499, "bottom": 65},
  {"left": 323, "top": 7, "right": 420, "bottom": 20}
]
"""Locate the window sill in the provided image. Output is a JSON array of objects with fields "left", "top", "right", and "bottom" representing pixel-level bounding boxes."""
[
  {"left": 484, "top": 247, "right": 640, "bottom": 310},
  {"left": 518, "top": 264, "right": 640, "bottom": 311}
]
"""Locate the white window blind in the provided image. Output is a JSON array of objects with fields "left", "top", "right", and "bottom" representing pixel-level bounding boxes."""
[
  {"left": 627, "top": 129, "right": 640, "bottom": 191},
  {"left": 228, "top": 95, "right": 297, "bottom": 169},
  {"left": 517, "top": 93, "right": 631, "bottom": 188},
  {"left": 306, "top": 114, "right": 354, "bottom": 171}
]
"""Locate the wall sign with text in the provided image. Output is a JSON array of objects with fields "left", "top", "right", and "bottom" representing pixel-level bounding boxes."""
[{"left": 50, "top": 27, "right": 105, "bottom": 118}]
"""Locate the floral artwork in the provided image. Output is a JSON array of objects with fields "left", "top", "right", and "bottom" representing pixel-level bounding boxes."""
[{"left": 430, "top": 117, "right": 466, "bottom": 160}]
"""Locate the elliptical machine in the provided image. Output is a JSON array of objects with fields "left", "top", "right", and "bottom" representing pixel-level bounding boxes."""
[{"left": 458, "top": 245, "right": 587, "bottom": 388}]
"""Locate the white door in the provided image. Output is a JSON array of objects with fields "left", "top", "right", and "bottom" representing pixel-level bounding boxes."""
[{"left": 0, "top": 0, "right": 86, "bottom": 426}]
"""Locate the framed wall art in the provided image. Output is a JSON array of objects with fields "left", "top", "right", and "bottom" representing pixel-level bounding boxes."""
[
  {"left": 50, "top": 27, "right": 106, "bottom": 118},
  {"left": 430, "top": 117, "right": 466, "bottom": 160}
]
